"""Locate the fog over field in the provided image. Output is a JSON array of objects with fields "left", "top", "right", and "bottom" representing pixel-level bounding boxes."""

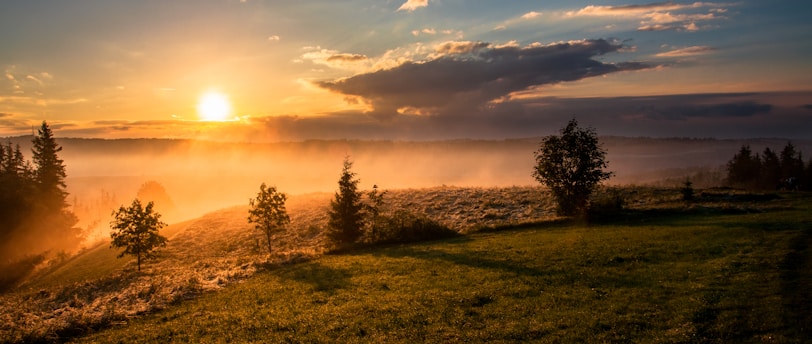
[{"left": 4, "top": 136, "right": 808, "bottom": 235}]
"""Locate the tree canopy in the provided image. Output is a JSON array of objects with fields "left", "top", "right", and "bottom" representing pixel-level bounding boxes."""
[
  {"left": 110, "top": 199, "right": 168, "bottom": 271},
  {"left": 326, "top": 157, "right": 365, "bottom": 246},
  {"left": 248, "top": 183, "right": 290, "bottom": 255},
  {"left": 533, "top": 119, "right": 612, "bottom": 216}
]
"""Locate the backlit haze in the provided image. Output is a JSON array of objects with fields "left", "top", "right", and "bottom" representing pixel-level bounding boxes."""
[
  {"left": 1, "top": 0, "right": 811, "bottom": 140},
  {"left": 2, "top": 0, "right": 812, "bottom": 247}
]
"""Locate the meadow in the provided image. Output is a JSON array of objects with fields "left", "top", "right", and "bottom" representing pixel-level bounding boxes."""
[{"left": 1, "top": 186, "right": 810, "bottom": 343}]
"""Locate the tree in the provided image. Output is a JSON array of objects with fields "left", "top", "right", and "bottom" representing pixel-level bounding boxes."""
[
  {"left": 760, "top": 147, "right": 781, "bottom": 190},
  {"left": 247, "top": 183, "right": 290, "bottom": 255},
  {"left": 327, "top": 157, "right": 364, "bottom": 246},
  {"left": 110, "top": 199, "right": 168, "bottom": 271},
  {"left": 32, "top": 121, "right": 68, "bottom": 211},
  {"left": 780, "top": 142, "right": 804, "bottom": 189},
  {"left": 532, "top": 119, "right": 612, "bottom": 216},
  {"left": 726, "top": 145, "right": 761, "bottom": 189},
  {"left": 363, "top": 184, "right": 387, "bottom": 243}
]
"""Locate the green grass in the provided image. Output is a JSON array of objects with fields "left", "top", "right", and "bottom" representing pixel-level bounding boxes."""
[
  {"left": 20, "top": 219, "right": 194, "bottom": 291},
  {"left": 76, "top": 193, "right": 812, "bottom": 343}
]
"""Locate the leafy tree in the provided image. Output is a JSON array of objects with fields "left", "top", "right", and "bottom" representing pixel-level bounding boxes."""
[
  {"left": 110, "top": 199, "right": 168, "bottom": 271},
  {"left": 363, "top": 184, "right": 387, "bottom": 243},
  {"left": 327, "top": 157, "right": 364, "bottom": 246},
  {"left": 136, "top": 180, "right": 178, "bottom": 220},
  {"left": 247, "top": 183, "right": 290, "bottom": 255},
  {"left": 532, "top": 119, "right": 612, "bottom": 216},
  {"left": 32, "top": 121, "right": 69, "bottom": 211}
]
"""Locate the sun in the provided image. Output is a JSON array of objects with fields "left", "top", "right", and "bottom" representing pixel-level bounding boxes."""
[{"left": 197, "top": 91, "right": 232, "bottom": 121}]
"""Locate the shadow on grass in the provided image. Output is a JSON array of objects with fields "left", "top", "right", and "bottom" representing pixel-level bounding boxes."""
[
  {"left": 369, "top": 243, "right": 546, "bottom": 279},
  {"left": 276, "top": 262, "right": 353, "bottom": 293},
  {"left": 780, "top": 227, "right": 812, "bottom": 339}
]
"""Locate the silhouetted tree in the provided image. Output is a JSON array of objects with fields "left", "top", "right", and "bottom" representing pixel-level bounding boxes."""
[
  {"left": 0, "top": 143, "right": 35, "bottom": 235},
  {"left": 110, "top": 199, "right": 168, "bottom": 271},
  {"left": 533, "top": 119, "right": 612, "bottom": 216},
  {"left": 681, "top": 178, "right": 695, "bottom": 204},
  {"left": 760, "top": 147, "right": 781, "bottom": 190},
  {"left": 780, "top": 142, "right": 804, "bottom": 190},
  {"left": 805, "top": 159, "right": 812, "bottom": 191},
  {"left": 32, "top": 121, "right": 69, "bottom": 211},
  {"left": 136, "top": 180, "right": 178, "bottom": 220},
  {"left": 248, "top": 183, "right": 290, "bottom": 255},
  {"left": 327, "top": 157, "right": 364, "bottom": 246},
  {"left": 726, "top": 145, "right": 761, "bottom": 189}
]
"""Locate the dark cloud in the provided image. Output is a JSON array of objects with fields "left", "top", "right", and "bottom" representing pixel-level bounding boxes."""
[
  {"left": 317, "top": 39, "right": 651, "bottom": 118},
  {"left": 802, "top": 104, "right": 812, "bottom": 110},
  {"left": 636, "top": 101, "right": 773, "bottom": 121}
]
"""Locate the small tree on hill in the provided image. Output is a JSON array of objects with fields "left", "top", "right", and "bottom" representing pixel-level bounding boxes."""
[
  {"left": 248, "top": 183, "right": 290, "bottom": 255},
  {"left": 110, "top": 199, "right": 168, "bottom": 271},
  {"left": 533, "top": 119, "right": 612, "bottom": 217},
  {"left": 363, "top": 184, "right": 387, "bottom": 243},
  {"left": 327, "top": 157, "right": 364, "bottom": 247}
]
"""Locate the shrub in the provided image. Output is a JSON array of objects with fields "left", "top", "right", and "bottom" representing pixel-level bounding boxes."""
[{"left": 372, "top": 210, "right": 458, "bottom": 244}]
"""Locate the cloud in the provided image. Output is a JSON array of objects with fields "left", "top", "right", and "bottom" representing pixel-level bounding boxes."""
[
  {"left": 521, "top": 11, "right": 542, "bottom": 20},
  {"left": 397, "top": 0, "right": 428, "bottom": 12},
  {"left": 640, "top": 101, "right": 773, "bottom": 121},
  {"left": 301, "top": 48, "right": 370, "bottom": 71},
  {"left": 655, "top": 45, "right": 715, "bottom": 57},
  {"left": 325, "top": 53, "right": 369, "bottom": 62},
  {"left": 565, "top": 1, "right": 730, "bottom": 32},
  {"left": 494, "top": 9, "right": 545, "bottom": 30},
  {"left": 316, "top": 39, "right": 651, "bottom": 118},
  {"left": 412, "top": 28, "right": 437, "bottom": 36},
  {"left": 268, "top": 35, "right": 280, "bottom": 41}
]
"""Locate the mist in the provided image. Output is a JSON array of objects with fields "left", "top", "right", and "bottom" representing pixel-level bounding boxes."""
[{"left": 5, "top": 135, "right": 810, "bottom": 247}]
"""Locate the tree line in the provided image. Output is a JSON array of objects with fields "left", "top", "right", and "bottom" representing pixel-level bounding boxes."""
[
  {"left": 726, "top": 142, "right": 812, "bottom": 191},
  {"left": 0, "top": 122, "right": 82, "bottom": 286}
]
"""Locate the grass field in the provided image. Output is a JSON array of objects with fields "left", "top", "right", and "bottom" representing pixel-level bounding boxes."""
[{"left": 69, "top": 191, "right": 811, "bottom": 343}]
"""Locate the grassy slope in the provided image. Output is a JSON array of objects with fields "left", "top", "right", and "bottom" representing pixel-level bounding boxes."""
[
  {"left": 21, "top": 219, "right": 195, "bottom": 291},
  {"left": 78, "top": 194, "right": 812, "bottom": 343}
]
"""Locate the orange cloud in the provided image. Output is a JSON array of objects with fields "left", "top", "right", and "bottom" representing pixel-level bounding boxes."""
[{"left": 397, "top": 0, "right": 428, "bottom": 12}]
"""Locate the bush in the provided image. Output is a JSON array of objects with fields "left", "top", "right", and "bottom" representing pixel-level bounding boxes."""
[
  {"left": 587, "top": 188, "right": 626, "bottom": 220},
  {"left": 369, "top": 210, "right": 458, "bottom": 245}
]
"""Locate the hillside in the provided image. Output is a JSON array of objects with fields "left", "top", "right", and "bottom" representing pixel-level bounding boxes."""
[
  {"left": 2, "top": 186, "right": 811, "bottom": 342},
  {"left": 0, "top": 186, "right": 554, "bottom": 342}
]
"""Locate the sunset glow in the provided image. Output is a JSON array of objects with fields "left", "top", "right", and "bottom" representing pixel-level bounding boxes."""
[
  {"left": 0, "top": 1, "right": 810, "bottom": 139},
  {"left": 197, "top": 92, "right": 232, "bottom": 122}
]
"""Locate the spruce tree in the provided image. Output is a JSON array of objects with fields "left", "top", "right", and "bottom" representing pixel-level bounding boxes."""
[
  {"left": 32, "top": 121, "right": 68, "bottom": 211},
  {"left": 327, "top": 157, "right": 364, "bottom": 246}
]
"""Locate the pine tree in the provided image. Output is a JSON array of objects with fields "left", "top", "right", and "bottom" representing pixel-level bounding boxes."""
[
  {"left": 326, "top": 157, "right": 364, "bottom": 247},
  {"left": 726, "top": 145, "right": 761, "bottom": 189},
  {"left": 760, "top": 147, "right": 781, "bottom": 190},
  {"left": 32, "top": 121, "right": 68, "bottom": 211},
  {"left": 780, "top": 142, "right": 804, "bottom": 189}
]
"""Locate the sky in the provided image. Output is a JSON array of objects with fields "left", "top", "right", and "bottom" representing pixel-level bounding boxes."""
[{"left": 1, "top": 0, "right": 811, "bottom": 141}]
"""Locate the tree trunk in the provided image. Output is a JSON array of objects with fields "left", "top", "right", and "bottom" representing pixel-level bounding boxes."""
[
  {"left": 137, "top": 253, "right": 141, "bottom": 272},
  {"left": 265, "top": 230, "right": 273, "bottom": 255}
]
